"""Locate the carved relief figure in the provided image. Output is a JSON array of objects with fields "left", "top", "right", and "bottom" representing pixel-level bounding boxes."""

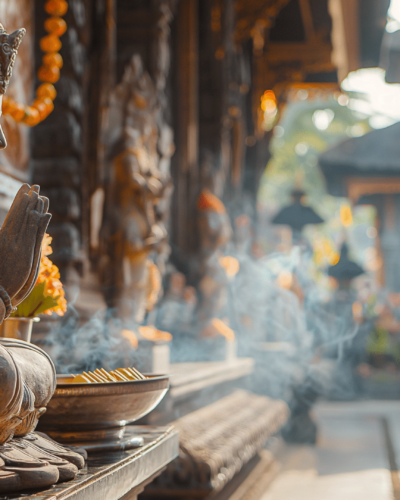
[{"left": 101, "top": 52, "right": 174, "bottom": 324}]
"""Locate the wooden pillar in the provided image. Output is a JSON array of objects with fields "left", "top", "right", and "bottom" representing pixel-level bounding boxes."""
[
  {"left": 380, "top": 193, "right": 400, "bottom": 292},
  {"left": 85, "top": 0, "right": 116, "bottom": 259},
  {"left": 375, "top": 208, "right": 385, "bottom": 288},
  {"left": 385, "top": 193, "right": 396, "bottom": 230},
  {"left": 173, "top": 0, "right": 199, "bottom": 255}
]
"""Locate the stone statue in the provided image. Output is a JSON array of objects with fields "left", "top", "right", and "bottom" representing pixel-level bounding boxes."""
[
  {"left": 101, "top": 54, "right": 174, "bottom": 324},
  {"left": 0, "top": 22, "right": 26, "bottom": 149},
  {"left": 0, "top": 24, "right": 84, "bottom": 493}
]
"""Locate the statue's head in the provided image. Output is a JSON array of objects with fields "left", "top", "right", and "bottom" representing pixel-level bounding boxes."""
[{"left": 0, "top": 23, "right": 26, "bottom": 150}]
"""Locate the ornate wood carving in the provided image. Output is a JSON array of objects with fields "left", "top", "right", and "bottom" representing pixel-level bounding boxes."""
[
  {"left": 235, "top": 0, "right": 290, "bottom": 45},
  {"left": 31, "top": 0, "right": 92, "bottom": 289}
]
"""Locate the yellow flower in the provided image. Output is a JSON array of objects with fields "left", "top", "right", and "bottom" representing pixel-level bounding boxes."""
[
  {"left": 38, "top": 234, "right": 67, "bottom": 316},
  {"left": 42, "top": 234, "right": 53, "bottom": 256},
  {"left": 12, "top": 233, "right": 68, "bottom": 318}
]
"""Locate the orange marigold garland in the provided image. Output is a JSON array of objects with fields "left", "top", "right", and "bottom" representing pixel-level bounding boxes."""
[
  {"left": 11, "top": 234, "right": 67, "bottom": 318},
  {"left": 2, "top": 0, "right": 68, "bottom": 127}
]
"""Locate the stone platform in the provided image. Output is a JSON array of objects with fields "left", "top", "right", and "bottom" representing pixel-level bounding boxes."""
[
  {"left": 146, "top": 358, "right": 255, "bottom": 425},
  {"left": 0, "top": 426, "right": 179, "bottom": 500}
]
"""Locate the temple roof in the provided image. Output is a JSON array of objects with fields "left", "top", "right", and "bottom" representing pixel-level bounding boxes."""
[{"left": 319, "top": 122, "right": 400, "bottom": 175}]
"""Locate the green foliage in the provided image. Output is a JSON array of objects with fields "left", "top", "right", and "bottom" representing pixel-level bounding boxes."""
[
  {"left": 258, "top": 96, "right": 375, "bottom": 270},
  {"left": 11, "top": 282, "right": 60, "bottom": 318},
  {"left": 258, "top": 97, "right": 370, "bottom": 212}
]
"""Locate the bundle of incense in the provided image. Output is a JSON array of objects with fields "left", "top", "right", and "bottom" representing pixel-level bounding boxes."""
[{"left": 71, "top": 366, "right": 147, "bottom": 384}]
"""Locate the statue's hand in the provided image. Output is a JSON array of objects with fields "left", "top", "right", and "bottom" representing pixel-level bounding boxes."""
[{"left": 0, "top": 184, "right": 51, "bottom": 304}]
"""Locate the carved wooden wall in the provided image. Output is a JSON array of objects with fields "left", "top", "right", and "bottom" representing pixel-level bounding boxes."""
[
  {"left": 170, "top": 0, "right": 257, "bottom": 262},
  {"left": 31, "top": 0, "right": 92, "bottom": 287}
]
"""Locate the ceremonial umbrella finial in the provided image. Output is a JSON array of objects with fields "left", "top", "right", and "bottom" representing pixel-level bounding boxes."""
[
  {"left": 271, "top": 188, "right": 324, "bottom": 235},
  {"left": 328, "top": 242, "right": 364, "bottom": 281}
]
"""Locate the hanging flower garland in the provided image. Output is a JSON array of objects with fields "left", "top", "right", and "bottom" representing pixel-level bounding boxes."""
[{"left": 2, "top": 0, "right": 68, "bottom": 127}]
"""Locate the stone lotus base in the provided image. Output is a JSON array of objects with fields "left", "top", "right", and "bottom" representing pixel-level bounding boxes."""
[{"left": 0, "top": 432, "right": 85, "bottom": 493}]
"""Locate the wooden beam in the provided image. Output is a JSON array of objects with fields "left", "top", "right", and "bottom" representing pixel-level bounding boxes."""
[
  {"left": 329, "top": 0, "right": 360, "bottom": 81},
  {"left": 299, "top": 0, "right": 315, "bottom": 41},
  {"left": 346, "top": 177, "right": 400, "bottom": 204},
  {"left": 265, "top": 42, "right": 333, "bottom": 63}
]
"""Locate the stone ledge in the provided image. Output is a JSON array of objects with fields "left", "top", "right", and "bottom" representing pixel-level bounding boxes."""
[{"left": 145, "top": 390, "right": 289, "bottom": 497}]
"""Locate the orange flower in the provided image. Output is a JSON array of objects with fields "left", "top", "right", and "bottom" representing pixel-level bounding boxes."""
[
  {"left": 197, "top": 189, "right": 226, "bottom": 214},
  {"left": 44, "top": 277, "right": 63, "bottom": 298},
  {"left": 43, "top": 234, "right": 53, "bottom": 254},
  {"left": 38, "top": 234, "right": 67, "bottom": 316}
]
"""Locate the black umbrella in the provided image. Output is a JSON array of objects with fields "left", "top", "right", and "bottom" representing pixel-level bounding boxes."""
[
  {"left": 328, "top": 242, "right": 364, "bottom": 280},
  {"left": 272, "top": 189, "right": 324, "bottom": 232}
]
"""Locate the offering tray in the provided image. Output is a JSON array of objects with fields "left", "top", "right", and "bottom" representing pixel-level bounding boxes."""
[{"left": 37, "top": 374, "right": 169, "bottom": 450}]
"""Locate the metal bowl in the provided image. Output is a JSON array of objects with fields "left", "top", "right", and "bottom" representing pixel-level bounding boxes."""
[{"left": 38, "top": 374, "right": 169, "bottom": 442}]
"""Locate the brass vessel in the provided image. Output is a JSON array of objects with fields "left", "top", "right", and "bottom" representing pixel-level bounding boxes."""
[
  {"left": 0, "top": 317, "right": 40, "bottom": 342},
  {"left": 38, "top": 374, "right": 169, "bottom": 443}
]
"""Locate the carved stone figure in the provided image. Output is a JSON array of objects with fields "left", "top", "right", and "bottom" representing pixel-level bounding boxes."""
[
  {"left": 0, "top": 24, "right": 84, "bottom": 492},
  {"left": 101, "top": 54, "right": 174, "bottom": 324}
]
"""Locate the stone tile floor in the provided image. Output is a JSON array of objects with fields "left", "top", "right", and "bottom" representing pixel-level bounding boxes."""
[{"left": 262, "top": 401, "right": 400, "bottom": 500}]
